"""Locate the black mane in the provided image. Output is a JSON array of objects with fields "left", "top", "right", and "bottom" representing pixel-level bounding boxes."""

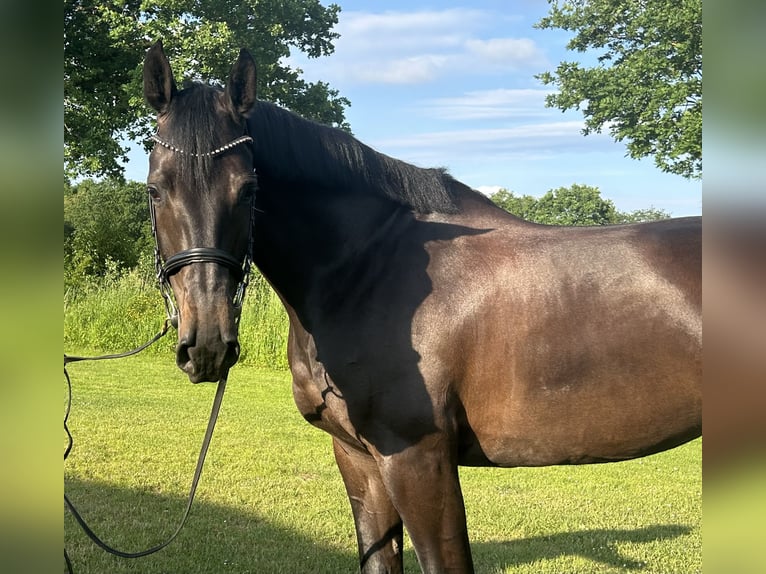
[
  {"left": 161, "top": 82, "right": 463, "bottom": 213},
  {"left": 248, "top": 101, "right": 461, "bottom": 214}
]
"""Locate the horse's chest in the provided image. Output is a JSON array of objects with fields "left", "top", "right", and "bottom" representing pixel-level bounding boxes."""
[{"left": 291, "top": 367, "right": 360, "bottom": 445}]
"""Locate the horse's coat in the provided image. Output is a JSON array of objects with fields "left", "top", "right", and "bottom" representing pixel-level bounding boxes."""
[{"left": 143, "top": 42, "right": 701, "bottom": 573}]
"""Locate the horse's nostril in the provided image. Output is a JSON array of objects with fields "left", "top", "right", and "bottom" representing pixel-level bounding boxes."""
[
  {"left": 176, "top": 340, "right": 192, "bottom": 369},
  {"left": 224, "top": 341, "right": 240, "bottom": 368}
]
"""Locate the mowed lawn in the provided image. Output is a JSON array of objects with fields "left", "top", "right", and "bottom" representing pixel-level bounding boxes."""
[{"left": 64, "top": 355, "right": 701, "bottom": 573}]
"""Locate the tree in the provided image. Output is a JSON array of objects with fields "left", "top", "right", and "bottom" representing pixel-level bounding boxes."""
[
  {"left": 613, "top": 206, "right": 672, "bottom": 224},
  {"left": 65, "top": 0, "right": 349, "bottom": 179},
  {"left": 534, "top": 184, "right": 619, "bottom": 225},
  {"left": 65, "top": 179, "right": 152, "bottom": 282},
  {"left": 536, "top": 0, "right": 702, "bottom": 180},
  {"left": 488, "top": 189, "right": 539, "bottom": 222},
  {"left": 489, "top": 185, "right": 670, "bottom": 225}
]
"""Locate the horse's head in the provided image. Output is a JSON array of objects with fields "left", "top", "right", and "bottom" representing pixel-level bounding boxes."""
[{"left": 143, "top": 40, "right": 258, "bottom": 383}]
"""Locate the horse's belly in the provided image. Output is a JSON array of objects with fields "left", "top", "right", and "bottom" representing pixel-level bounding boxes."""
[{"left": 460, "top": 387, "right": 701, "bottom": 467}]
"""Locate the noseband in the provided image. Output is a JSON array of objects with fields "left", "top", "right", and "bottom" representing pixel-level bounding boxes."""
[{"left": 149, "top": 133, "right": 256, "bottom": 328}]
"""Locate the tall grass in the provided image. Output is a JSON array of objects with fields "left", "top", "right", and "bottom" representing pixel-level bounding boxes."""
[
  {"left": 238, "top": 274, "right": 289, "bottom": 370},
  {"left": 64, "top": 264, "right": 290, "bottom": 369}
]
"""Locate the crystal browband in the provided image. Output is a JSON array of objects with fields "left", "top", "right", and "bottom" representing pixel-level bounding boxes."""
[{"left": 150, "top": 134, "right": 253, "bottom": 157}]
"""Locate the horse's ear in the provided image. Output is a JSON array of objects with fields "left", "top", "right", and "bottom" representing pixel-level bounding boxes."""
[
  {"left": 224, "top": 48, "right": 258, "bottom": 117},
  {"left": 143, "top": 40, "right": 177, "bottom": 114}
]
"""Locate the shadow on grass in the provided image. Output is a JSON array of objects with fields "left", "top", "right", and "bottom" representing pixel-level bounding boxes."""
[
  {"left": 65, "top": 478, "right": 691, "bottom": 573},
  {"left": 64, "top": 478, "right": 358, "bottom": 574},
  {"left": 470, "top": 524, "right": 692, "bottom": 572}
]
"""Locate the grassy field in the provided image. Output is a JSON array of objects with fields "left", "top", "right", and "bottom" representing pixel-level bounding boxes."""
[{"left": 63, "top": 355, "right": 701, "bottom": 574}]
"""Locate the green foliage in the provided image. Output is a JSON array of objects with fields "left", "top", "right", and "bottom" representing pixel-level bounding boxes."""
[
  {"left": 614, "top": 206, "right": 675, "bottom": 224},
  {"left": 65, "top": 178, "right": 152, "bottom": 291},
  {"left": 535, "top": 184, "right": 619, "bottom": 226},
  {"left": 65, "top": 0, "right": 349, "bottom": 179},
  {"left": 490, "top": 184, "right": 670, "bottom": 225},
  {"left": 536, "top": 0, "right": 702, "bottom": 179},
  {"left": 64, "top": 0, "right": 142, "bottom": 177},
  {"left": 488, "top": 189, "right": 539, "bottom": 222}
]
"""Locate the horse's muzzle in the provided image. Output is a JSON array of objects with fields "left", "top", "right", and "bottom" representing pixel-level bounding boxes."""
[{"left": 176, "top": 335, "right": 240, "bottom": 383}]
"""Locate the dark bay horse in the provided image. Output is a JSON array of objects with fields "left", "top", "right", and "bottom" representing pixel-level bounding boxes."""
[{"left": 143, "top": 41, "right": 701, "bottom": 573}]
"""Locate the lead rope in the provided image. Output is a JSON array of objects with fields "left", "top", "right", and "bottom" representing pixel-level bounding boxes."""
[
  {"left": 64, "top": 323, "right": 228, "bottom": 572},
  {"left": 64, "top": 130, "right": 255, "bottom": 571}
]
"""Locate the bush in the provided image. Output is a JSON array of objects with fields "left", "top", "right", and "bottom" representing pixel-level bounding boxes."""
[
  {"left": 489, "top": 185, "right": 671, "bottom": 225},
  {"left": 65, "top": 178, "right": 153, "bottom": 291}
]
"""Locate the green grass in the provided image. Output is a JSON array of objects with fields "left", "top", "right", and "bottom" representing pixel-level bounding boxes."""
[{"left": 64, "top": 355, "right": 701, "bottom": 573}]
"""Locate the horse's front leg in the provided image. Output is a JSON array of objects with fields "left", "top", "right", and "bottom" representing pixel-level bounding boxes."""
[
  {"left": 375, "top": 435, "right": 474, "bottom": 574},
  {"left": 333, "top": 438, "right": 405, "bottom": 574}
]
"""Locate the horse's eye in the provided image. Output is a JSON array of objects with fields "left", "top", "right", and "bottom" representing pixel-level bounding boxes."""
[
  {"left": 239, "top": 184, "right": 256, "bottom": 205},
  {"left": 147, "top": 186, "right": 162, "bottom": 202}
]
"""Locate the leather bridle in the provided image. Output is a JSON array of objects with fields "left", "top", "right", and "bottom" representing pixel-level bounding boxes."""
[
  {"left": 149, "top": 132, "right": 256, "bottom": 329},
  {"left": 64, "top": 132, "right": 256, "bottom": 572}
]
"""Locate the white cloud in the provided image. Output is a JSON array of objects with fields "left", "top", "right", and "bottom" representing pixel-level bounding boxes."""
[
  {"left": 338, "top": 9, "right": 486, "bottom": 50},
  {"left": 422, "top": 88, "right": 555, "bottom": 120},
  {"left": 291, "top": 9, "right": 545, "bottom": 86},
  {"left": 371, "top": 120, "right": 615, "bottom": 167},
  {"left": 348, "top": 54, "right": 450, "bottom": 85},
  {"left": 465, "top": 38, "right": 545, "bottom": 67},
  {"left": 379, "top": 121, "right": 588, "bottom": 148}
]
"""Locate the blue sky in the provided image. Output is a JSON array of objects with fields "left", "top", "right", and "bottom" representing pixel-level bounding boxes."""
[{"left": 125, "top": 0, "right": 702, "bottom": 216}]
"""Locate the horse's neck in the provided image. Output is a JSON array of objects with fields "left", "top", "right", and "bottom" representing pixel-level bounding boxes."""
[
  {"left": 252, "top": 179, "right": 406, "bottom": 310},
  {"left": 251, "top": 175, "right": 512, "bottom": 320}
]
